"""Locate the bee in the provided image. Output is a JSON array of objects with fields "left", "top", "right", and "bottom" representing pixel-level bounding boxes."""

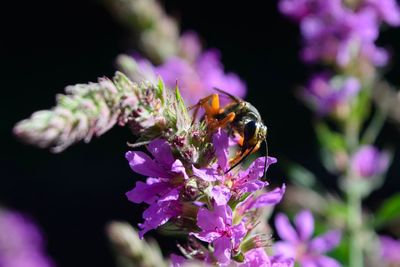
[{"left": 189, "top": 88, "right": 268, "bottom": 178}]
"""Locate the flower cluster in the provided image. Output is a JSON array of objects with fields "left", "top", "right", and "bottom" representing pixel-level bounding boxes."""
[
  {"left": 125, "top": 128, "right": 292, "bottom": 266},
  {"left": 0, "top": 209, "right": 55, "bottom": 267},
  {"left": 279, "top": 0, "right": 400, "bottom": 116},
  {"left": 279, "top": 0, "right": 400, "bottom": 67}
]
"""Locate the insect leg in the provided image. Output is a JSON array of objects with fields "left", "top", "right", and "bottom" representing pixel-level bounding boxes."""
[{"left": 209, "top": 112, "right": 235, "bottom": 132}]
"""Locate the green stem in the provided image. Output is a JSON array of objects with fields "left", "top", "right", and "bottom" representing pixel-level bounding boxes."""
[
  {"left": 361, "top": 108, "right": 387, "bottom": 145},
  {"left": 347, "top": 187, "right": 363, "bottom": 267}
]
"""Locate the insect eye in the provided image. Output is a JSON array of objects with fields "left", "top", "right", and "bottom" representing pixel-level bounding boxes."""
[{"left": 244, "top": 121, "right": 257, "bottom": 140}]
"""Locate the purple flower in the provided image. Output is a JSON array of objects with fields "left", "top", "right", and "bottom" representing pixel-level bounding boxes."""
[
  {"left": 302, "top": 73, "right": 360, "bottom": 116},
  {"left": 280, "top": 0, "right": 393, "bottom": 67},
  {"left": 350, "top": 145, "right": 389, "bottom": 179},
  {"left": 192, "top": 203, "right": 246, "bottom": 266},
  {"left": 156, "top": 49, "right": 246, "bottom": 105},
  {"left": 379, "top": 235, "right": 400, "bottom": 265},
  {"left": 125, "top": 139, "right": 188, "bottom": 237},
  {"left": 274, "top": 210, "right": 342, "bottom": 267},
  {"left": 192, "top": 129, "right": 278, "bottom": 205},
  {"left": 0, "top": 210, "right": 55, "bottom": 267}
]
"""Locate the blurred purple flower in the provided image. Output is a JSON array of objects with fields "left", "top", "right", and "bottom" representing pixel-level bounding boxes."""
[
  {"left": 125, "top": 139, "right": 189, "bottom": 237},
  {"left": 179, "top": 31, "right": 202, "bottom": 63},
  {"left": 279, "top": 0, "right": 396, "bottom": 67},
  {"left": 237, "top": 184, "right": 286, "bottom": 215},
  {"left": 350, "top": 145, "right": 389, "bottom": 179},
  {"left": 364, "top": 0, "right": 400, "bottom": 26},
  {"left": 274, "top": 210, "right": 342, "bottom": 267},
  {"left": 0, "top": 210, "right": 55, "bottom": 267},
  {"left": 156, "top": 49, "right": 246, "bottom": 105},
  {"left": 379, "top": 235, "right": 400, "bottom": 265},
  {"left": 192, "top": 203, "right": 246, "bottom": 266},
  {"left": 302, "top": 73, "right": 360, "bottom": 115},
  {"left": 240, "top": 248, "right": 294, "bottom": 267}
]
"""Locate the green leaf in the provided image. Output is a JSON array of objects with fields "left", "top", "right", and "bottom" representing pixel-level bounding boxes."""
[
  {"left": 352, "top": 86, "right": 371, "bottom": 122},
  {"left": 174, "top": 86, "right": 190, "bottom": 126},
  {"left": 374, "top": 193, "right": 400, "bottom": 229},
  {"left": 315, "top": 123, "right": 346, "bottom": 152},
  {"left": 156, "top": 77, "right": 165, "bottom": 104},
  {"left": 284, "top": 161, "right": 317, "bottom": 188}
]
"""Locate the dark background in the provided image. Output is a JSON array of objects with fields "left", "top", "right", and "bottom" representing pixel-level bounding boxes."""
[{"left": 2, "top": 0, "right": 400, "bottom": 266}]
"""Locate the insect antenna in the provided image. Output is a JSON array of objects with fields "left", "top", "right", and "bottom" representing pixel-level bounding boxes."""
[{"left": 225, "top": 144, "right": 257, "bottom": 174}]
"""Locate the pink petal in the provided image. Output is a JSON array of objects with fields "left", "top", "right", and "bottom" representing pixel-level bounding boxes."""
[{"left": 294, "top": 210, "right": 314, "bottom": 241}]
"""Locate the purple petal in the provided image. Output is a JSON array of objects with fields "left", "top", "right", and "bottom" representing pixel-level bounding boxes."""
[
  {"left": 146, "top": 139, "right": 175, "bottom": 168},
  {"left": 169, "top": 254, "right": 187, "bottom": 267},
  {"left": 300, "top": 259, "right": 318, "bottom": 267},
  {"left": 213, "top": 128, "right": 230, "bottom": 171},
  {"left": 294, "top": 210, "right": 314, "bottom": 241},
  {"left": 249, "top": 184, "right": 286, "bottom": 209},
  {"left": 211, "top": 186, "right": 231, "bottom": 206},
  {"left": 232, "top": 222, "right": 247, "bottom": 247},
  {"left": 138, "top": 201, "right": 180, "bottom": 238},
  {"left": 171, "top": 159, "right": 189, "bottom": 180},
  {"left": 158, "top": 188, "right": 180, "bottom": 202},
  {"left": 241, "top": 248, "right": 271, "bottom": 267},
  {"left": 275, "top": 213, "right": 299, "bottom": 243},
  {"left": 273, "top": 241, "right": 296, "bottom": 258},
  {"left": 239, "top": 156, "right": 276, "bottom": 179},
  {"left": 192, "top": 165, "right": 219, "bottom": 181},
  {"left": 125, "top": 179, "right": 169, "bottom": 204},
  {"left": 309, "top": 230, "right": 341, "bottom": 253},
  {"left": 270, "top": 254, "right": 295, "bottom": 267},
  {"left": 315, "top": 255, "right": 342, "bottom": 267},
  {"left": 192, "top": 230, "right": 222, "bottom": 243},
  {"left": 213, "top": 203, "right": 232, "bottom": 223},
  {"left": 196, "top": 207, "right": 225, "bottom": 232},
  {"left": 126, "top": 151, "right": 169, "bottom": 178},
  {"left": 213, "top": 236, "right": 232, "bottom": 266}
]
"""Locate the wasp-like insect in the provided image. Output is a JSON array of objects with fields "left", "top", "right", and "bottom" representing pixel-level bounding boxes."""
[{"left": 189, "top": 88, "right": 268, "bottom": 178}]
